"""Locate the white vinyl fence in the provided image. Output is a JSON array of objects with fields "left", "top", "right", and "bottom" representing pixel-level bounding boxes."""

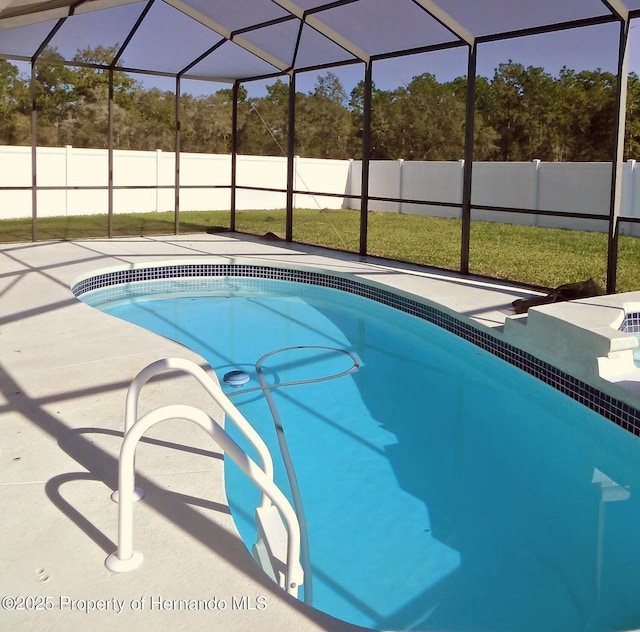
[
  {"left": 1, "top": 145, "right": 640, "bottom": 235},
  {"left": 349, "top": 158, "right": 640, "bottom": 235}
]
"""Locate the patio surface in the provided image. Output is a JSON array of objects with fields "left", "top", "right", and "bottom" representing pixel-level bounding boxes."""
[{"left": 0, "top": 233, "right": 542, "bottom": 631}]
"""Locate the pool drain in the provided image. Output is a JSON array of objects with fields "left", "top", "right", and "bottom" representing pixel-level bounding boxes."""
[{"left": 223, "top": 369, "right": 250, "bottom": 387}]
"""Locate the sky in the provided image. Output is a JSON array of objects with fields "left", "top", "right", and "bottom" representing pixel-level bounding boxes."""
[
  {"left": 6, "top": 9, "right": 640, "bottom": 101},
  {"left": 287, "top": 20, "right": 628, "bottom": 97},
  {"left": 175, "top": 19, "right": 634, "bottom": 99}
]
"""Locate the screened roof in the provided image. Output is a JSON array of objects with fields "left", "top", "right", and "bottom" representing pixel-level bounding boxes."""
[{"left": 0, "top": 0, "right": 638, "bottom": 83}]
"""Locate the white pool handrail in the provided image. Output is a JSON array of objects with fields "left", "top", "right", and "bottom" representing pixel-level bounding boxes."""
[
  {"left": 121, "top": 357, "right": 273, "bottom": 509},
  {"left": 106, "top": 358, "right": 303, "bottom": 598}
]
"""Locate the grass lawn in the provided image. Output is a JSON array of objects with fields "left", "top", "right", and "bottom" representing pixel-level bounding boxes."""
[{"left": 2, "top": 208, "right": 640, "bottom": 292}]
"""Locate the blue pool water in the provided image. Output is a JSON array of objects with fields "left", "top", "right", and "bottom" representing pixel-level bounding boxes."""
[{"left": 85, "top": 277, "right": 640, "bottom": 632}]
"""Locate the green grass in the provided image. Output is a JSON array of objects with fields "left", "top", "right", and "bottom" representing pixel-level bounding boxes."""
[{"left": 2, "top": 208, "right": 640, "bottom": 292}]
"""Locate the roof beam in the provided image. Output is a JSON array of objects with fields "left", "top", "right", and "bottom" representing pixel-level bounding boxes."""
[
  {"left": 30, "top": 0, "right": 84, "bottom": 61},
  {"left": 0, "top": 0, "right": 131, "bottom": 25},
  {"left": 0, "top": 0, "right": 76, "bottom": 20},
  {"left": 150, "top": 0, "right": 232, "bottom": 35},
  {"left": 163, "top": 0, "right": 289, "bottom": 71},
  {"left": 0, "top": 0, "right": 74, "bottom": 29},
  {"left": 271, "top": 0, "right": 370, "bottom": 62},
  {"left": 600, "top": 0, "right": 629, "bottom": 22},
  {"left": 412, "top": 0, "right": 475, "bottom": 45},
  {"left": 304, "top": 13, "right": 369, "bottom": 62}
]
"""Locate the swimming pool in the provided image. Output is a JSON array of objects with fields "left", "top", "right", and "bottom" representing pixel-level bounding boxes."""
[{"left": 75, "top": 264, "right": 640, "bottom": 632}]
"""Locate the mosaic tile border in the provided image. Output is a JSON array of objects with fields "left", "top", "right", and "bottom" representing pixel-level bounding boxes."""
[
  {"left": 621, "top": 312, "right": 640, "bottom": 333},
  {"left": 73, "top": 263, "right": 640, "bottom": 439}
]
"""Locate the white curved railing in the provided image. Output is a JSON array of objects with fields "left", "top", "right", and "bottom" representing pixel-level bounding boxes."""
[
  {"left": 105, "top": 358, "right": 303, "bottom": 598},
  {"left": 120, "top": 357, "right": 274, "bottom": 506}
]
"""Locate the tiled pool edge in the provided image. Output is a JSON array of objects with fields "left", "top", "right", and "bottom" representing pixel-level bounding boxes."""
[
  {"left": 72, "top": 262, "right": 640, "bottom": 439},
  {"left": 621, "top": 312, "right": 640, "bottom": 333}
]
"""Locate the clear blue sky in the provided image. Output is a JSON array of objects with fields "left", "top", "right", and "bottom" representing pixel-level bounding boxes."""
[
  {"left": 291, "top": 20, "right": 629, "bottom": 97},
  {"left": 227, "top": 19, "right": 635, "bottom": 99},
  {"left": 10, "top": 13, "right": 638, "bottom": 100}
]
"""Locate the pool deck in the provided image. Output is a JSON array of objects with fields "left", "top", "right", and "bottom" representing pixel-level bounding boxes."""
[{"left": 0, "top": 233, "right": 549, "bottom": 632}]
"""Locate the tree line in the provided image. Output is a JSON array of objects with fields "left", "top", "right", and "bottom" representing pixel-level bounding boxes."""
[{"left": 1, "top": 46, "right": 639, "bottom": 162}]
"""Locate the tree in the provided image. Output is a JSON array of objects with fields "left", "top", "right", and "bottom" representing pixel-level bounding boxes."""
[
  {"left": 477, "top": 62, "right": 560, "bottom": 161},
  {"left": 0, "top": 59, "right": 29, "bottom": 145},
  {"left": 625, "top": 72, "right": 640, "bottom": 160},
  {"left": 368, "top": 85, "right": 400, "bottom": 159},
  {"left": 555, "top": 68, "right": 616, "bottom": 161},
  {"left": 394, "top": 73, "right": 466, "bottom": 160},
  {"left": 123, "top": 88, "right": 176, "bottom": 151},
  {"left": 180, "top": 90, "right": 233, "bottom": 154},
  {"left": 295, "top": 72, "right": 352, "bottom": 158},
  {"left": 352, "top": 74, "right": 468, "bottom": 161},
  {"left": 3, "top": 47, "right": 637, "bottom": 163},
  {"left": 471, "top": 76, "right": 499, "bottom": 160},
  {"left": 68, "top": 47, "right": 142, "bottom": 149},
  {"left": 34, "top": 49, "right": 75, "bottom": 146},
  {"left": 237, "top": 80, "right": 289, "bottom": 156}
]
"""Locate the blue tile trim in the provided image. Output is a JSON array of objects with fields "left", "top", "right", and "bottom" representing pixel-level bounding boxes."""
[
  {"left": 621, "top": 312, "right": 640, "bottom": 333},
  {"left": 73, "top": 264, "right": 640, "bottom": 439}
]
